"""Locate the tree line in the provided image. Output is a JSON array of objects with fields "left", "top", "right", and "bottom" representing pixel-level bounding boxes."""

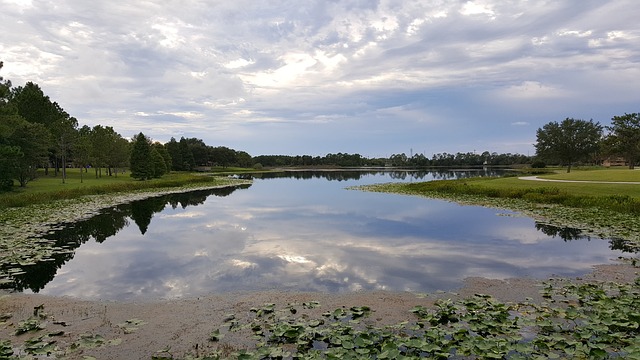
[
  {"left": 0, "top": 62, "right": 254, "bottom": 190},
  {"left": 4, "top": 60, "right": 637, "bottom": 190},
  {"left": 535, "top": 115, "right": 640, "bottom": 172}
]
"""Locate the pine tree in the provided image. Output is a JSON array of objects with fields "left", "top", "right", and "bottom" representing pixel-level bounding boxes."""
[
  {"left": 151, "top": 147, "right": 167, "bottom": 178},
  {"left": 129, "top": 132, "right": 153, "bottom": 180}
]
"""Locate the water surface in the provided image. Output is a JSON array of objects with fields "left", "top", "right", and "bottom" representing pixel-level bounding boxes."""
[{"left": 15, "top": 170, "right": 629, "bottom": 300}]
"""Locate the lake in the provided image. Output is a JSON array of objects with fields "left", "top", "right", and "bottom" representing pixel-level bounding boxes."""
[{"left": 15, "top": 170, "right": 628, "bottom": 301}]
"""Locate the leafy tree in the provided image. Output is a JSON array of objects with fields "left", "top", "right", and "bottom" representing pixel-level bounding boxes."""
[
  {"left": 0, "top": 114, "right": 50, "bottom": 187},
  {"left": 9, "top": 82, "right": 75, "bottom": 177},
  {"left": 179, "top": 137, "right": 195, "bottom": 170},
  {"left": 51, "top": 116, "right": 78, "bottom": 183},
  {"left": 129, "top": 132, "right": 154, "bottom": 180},
  {"left": 236, "top": 150, "right": 253, "bottom": 167},
  {"left": 604, "top": 113, "right": 640, "bottom": 169},
  {"left": 535, "top": 118, "right": 602, "bottom": 173},
  {"left": 0, "top": 144, "right": 20, "bottom": 191},
  {"left": 165, "top": 137, "right": 182, "bottom": 171},
  {"left": 210, "top": 146, "right": 236, "bottom": 168},
  {"left": 75, "top": 125, "right": 93, "bottom": 182}
]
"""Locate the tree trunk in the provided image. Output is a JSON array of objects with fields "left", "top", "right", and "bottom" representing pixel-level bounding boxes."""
[{"left": 566, "top": 164, "right": 572, "bottom": 173}]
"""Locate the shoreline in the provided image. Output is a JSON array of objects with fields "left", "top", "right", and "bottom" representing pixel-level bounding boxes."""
[{"left": 1, "top": 262, "right": 637, "bottom": 359}]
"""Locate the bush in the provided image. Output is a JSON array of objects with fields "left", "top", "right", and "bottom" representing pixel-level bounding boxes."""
[{"left": 531, "top": 160, "right": 546, "bottom": 168}]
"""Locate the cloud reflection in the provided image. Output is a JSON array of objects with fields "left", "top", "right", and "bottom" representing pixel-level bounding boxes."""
[{"left": 18, "top": 171, "right": 629, "bottom": 301}]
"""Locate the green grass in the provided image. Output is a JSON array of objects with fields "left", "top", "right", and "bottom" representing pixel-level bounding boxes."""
[
  {"left": 538, "top": 167, "right": 640, "bottom": 182},
  {"left": 0, "top": 168, "right": 235, "bottom": 209},
  {"left": 472, "top": 167, "right": 640, "bottom": 199}
]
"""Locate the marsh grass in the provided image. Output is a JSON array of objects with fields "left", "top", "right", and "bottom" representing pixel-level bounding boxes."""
[{"left": 400, "top": 175, "right": 640, "bottom": 215}]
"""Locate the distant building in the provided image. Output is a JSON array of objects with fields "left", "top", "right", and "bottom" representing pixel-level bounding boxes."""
[{"left": 602, "top": 156, "right": 628, "bottom": 167}]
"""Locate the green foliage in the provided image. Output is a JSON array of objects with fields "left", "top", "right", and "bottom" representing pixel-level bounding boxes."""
[
  {"left": 142, "top": 278, "right": 639, "bottom": 359},
  {"left": 0, "top": 171, "right": 239, "bottom": 209},
  {"left": 130, "top": 132, "right": 154, "bottom": 180},
  {"left": 605, "top": 113, "right": 640, "bottom": 169},
  {"left": 151, "top": 147, "right": 168, "bottom": 178},
  {"left": 397, "top": 179, "right": 640, "bottom": 215},
  {"left": 535, "top": 118, "right": 603, "bottom": 172}
]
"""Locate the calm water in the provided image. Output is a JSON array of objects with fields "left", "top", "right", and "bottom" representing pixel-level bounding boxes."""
[{"left": 15, "top": 170, "right": 629, "bottom": 300}]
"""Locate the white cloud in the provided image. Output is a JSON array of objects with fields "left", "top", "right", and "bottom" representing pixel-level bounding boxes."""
[
  {"left": 459, "top": 1, "right": 495, "bottom": 19},
  {"left": 0, "top": 0, "right": 638, "bottom": 156}
]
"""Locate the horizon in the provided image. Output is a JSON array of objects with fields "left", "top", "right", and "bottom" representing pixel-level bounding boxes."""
[{"left": 1, "top": 1, "right": 638, "bottom": 158}]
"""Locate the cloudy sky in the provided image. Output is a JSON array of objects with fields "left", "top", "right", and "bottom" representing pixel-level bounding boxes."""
[{"left": 1, "top": 0, "right": 638, "bottom": 157}]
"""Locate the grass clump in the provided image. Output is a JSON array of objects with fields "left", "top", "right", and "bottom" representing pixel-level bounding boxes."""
[{"left": 401, "top": 179, "right": 640, "bottom": 215}]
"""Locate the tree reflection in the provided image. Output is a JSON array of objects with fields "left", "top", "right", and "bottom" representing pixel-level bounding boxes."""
[
  {"left": 254, "top": 169, "right": 509, "bottom": 181},
  {"left": 535, "top": 222, "right": 638, "bottom": 254},
  {"left": 535, "top": 223, "right": 589, "bottom": 241},
  {"left": 3, "top": 185, "right": 249, "bottom": 293}
]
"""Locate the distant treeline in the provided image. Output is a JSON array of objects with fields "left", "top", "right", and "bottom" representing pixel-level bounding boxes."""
[
  {"left": 1, "top": 63, "right": 533, "bottom": 192},
  {"left": 253, "top": 151, "right": 531, "bottom": 168}
]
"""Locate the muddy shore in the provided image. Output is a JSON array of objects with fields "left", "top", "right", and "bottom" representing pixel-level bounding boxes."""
[{"left": 1, "top": 263, "right": 637, "bottom": 359}]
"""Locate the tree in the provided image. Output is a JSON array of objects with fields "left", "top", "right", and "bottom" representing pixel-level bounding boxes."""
[
  {"left": 179, "top": 137, "right": 195, "bottom": 170},
  {"left": 129, "top": 132, "right": 154, "bottom": 180},
  {"left": 535, "top": 118, "right": 602, "bottom": 173},
  {"left": 604, "top": 113, "right": 640, "bottom": 169},
  {"left": 11, "top": 121, "right": 51, "bottom": 186},
  {"left": 165, "top": 137, "right": 182, "bottom": 171},
  {"left": 153, "top": 142, "right": 172, "bottom": 173},
  {"left": 75, "top": 125, "right": 93, "bottom": 183},
  {"left": 151, "top": 147, "right": 167, "bottom": 178}
]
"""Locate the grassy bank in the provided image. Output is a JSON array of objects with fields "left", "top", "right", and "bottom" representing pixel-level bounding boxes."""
[
  {"left": 0, "top": 169, "right": 242, "bottom": 209},
  {"left": 354, "top": 168, "right": 640, "bottom": 249}
]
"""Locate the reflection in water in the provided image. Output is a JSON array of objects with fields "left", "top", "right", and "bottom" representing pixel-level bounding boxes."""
[
  {"left": 253, "top": 168, "right": 510, "bottom": 181},
  {"left": 4, "top": 170, "right": 633, "bottom": 301},
  {"left": 535, "top": 222, "right": 638, "bottom": 254},
  {"left": 5, "top": 185, "right": 249, "bottom": 293}
]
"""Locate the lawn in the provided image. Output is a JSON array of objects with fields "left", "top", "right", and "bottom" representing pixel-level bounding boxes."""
[
  {"left": 0, "top": 168, "right": 239, "bottom": 209},
  {"left": 478, "top": 168, "right": 640, "bottom": 198}
]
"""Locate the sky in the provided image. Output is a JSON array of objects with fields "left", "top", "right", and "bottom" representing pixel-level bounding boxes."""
[{"left": 1, "top": 0, "right": 638, "bottom": 158}]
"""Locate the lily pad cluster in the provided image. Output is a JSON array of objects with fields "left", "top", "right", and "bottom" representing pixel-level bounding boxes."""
[
  {"left": 149, "top": 277, "right": 639, "bottom": 359},
  {"left": 0, "top": 305, "right": 124, "bottom": 358}
]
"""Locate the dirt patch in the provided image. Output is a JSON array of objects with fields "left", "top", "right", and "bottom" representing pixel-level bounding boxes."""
[{"left": 1, "top": 263, "right": 637, "bottom": 359}]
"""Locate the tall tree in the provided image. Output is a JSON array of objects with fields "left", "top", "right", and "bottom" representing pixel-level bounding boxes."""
[
  {"left": 0, "top": 115, "right": 50, "bottom": 187},
  {"left": 151, "top": 147, "right": 167, "bottom": 178},
  {"left": 75, "top": 125, "right": 93, "bottom": 183},
  {"left": 604, "top": 113, "right": 640, "bottom": 169},
  {"left": 153, "top": 142, "right": 172, "bottom": 173},
  {"left": 535, "top": 118, "right": 602, "bottom": 173},
  {"left": 165, "top": 137, "right": 182, "bottom": 171},
  {"left": 129, "top": 132, "right": 153, "bottom": 180},
  {"left": 179, "top": 137, "right": 195, "bottom": 170}
]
